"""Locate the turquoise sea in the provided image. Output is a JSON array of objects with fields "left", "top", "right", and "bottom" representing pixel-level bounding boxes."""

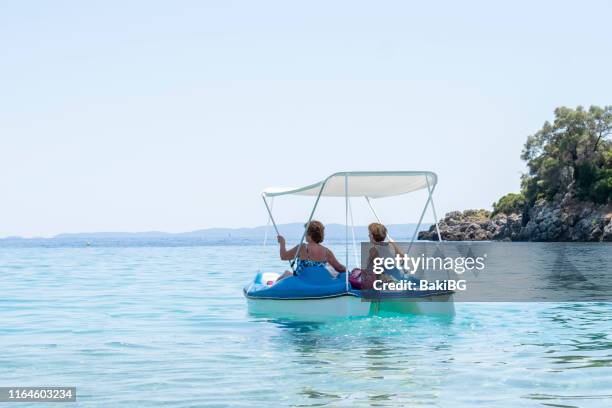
[{"left": 1, "top": 243, "right": 611, "bottom": 407}]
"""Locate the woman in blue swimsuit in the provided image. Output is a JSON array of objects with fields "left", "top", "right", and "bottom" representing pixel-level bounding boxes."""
[{"left": 276, "top": 220, "right": 346, "bottom": 281}]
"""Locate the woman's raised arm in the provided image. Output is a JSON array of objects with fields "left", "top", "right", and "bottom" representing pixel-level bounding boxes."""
[
  {"left": 390, "top": 241, "right": 405, "bottom": 256},
  {"left": 278, "top": 235, "right": 299, "bottom": 260}
]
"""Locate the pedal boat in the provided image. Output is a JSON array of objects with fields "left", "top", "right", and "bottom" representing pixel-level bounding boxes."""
[
  {"left": 244, "top": 171, "right": 455, "bottom": 320},
  {"left": 244, "top": 267, "right": 454, "bottom": 319}
]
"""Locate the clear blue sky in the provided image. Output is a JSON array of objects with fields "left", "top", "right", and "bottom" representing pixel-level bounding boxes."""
[{"left": 2, "top": 1, "right": 611, "bottom": 237}]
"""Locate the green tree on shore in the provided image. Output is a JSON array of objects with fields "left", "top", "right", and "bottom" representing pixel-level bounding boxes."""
[
  {"left": 492, "top": 193, "right": 526, "bottom": 216},
  {"left": 520, "top": 105, "right": 612, "bottom": 205}
]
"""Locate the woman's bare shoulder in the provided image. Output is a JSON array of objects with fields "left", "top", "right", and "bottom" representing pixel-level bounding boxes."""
[{"left": 321, "top": 245, "right": 334, "bottom": 255}]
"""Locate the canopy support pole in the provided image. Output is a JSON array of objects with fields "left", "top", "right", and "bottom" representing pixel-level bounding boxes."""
[
  {"left": 364, "top": 196, "right": 394, "bottom": 242},
  {"left": 426, "top": 177, "right": 443, "bottom": 242},
  {"left": 348, "top": 196, "right": 359, "bottom": 267},
  {"left": 291, "top": 183, "right": 326, "bottom": 274},
  {"left": 262, "top": 195, "right": 289, "bottom": 271},
  {"left": 344, "top": 174, "right": 349, "bottom": 291},
  {"left": 258, "top": 196, "right": 274, "bottom": 272},
  {"left": 407, "top": 178, "right": 437, "bottom": 255},
  {"left": 364, "top": 196, "right": 381, "bottom": 223},
  {"left": 261, "top": 195, "right": 280, "bottom": 238},
  {"left": 262, "top": 197, "right": 274, "bottom": 247}
]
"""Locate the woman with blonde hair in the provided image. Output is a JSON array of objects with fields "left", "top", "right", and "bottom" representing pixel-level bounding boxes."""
[
  {"left": 367, "top": 222, "right": 404, "bottom": 261},
  {"left": 360, "top": 222, "right": 405, "bottom": 287},
  {"left": 275, "top": 220, "right": 346, "bottom": 282}
]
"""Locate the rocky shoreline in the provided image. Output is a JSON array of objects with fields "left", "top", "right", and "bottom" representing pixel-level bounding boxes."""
[
  {"left": 418, "top": 105, "right": 611, "bottom": 242},
  {"left": 418, "top": 200, "right": 612, "bottom": 242}
]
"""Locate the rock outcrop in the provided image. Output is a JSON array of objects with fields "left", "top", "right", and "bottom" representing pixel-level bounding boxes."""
[
  {"left": 418, "top": 200, "right": 612, "bottom": 242},
  {"left": 418, "top": 209, "right": 522, "bottom": 241},
  {"left": 519, "top": 199, "right": 612, "bottom": 242}
]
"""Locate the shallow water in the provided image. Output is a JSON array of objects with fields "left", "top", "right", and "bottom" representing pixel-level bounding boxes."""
[{"left": 1, "top": 244, "right": 611, "bottom": 407}]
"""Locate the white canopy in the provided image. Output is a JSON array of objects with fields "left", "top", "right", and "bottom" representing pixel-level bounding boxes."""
[
  {"left": 262, "top": 171, "right": 437, "bottom": 198},
  {"left": 260, "top": 171, "right": 443, "bottom": 279}
]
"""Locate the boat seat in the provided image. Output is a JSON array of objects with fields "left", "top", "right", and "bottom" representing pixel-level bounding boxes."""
[
  {"left": 296, "top": 265, "right": 340, "bottom": 285},
  {"left": 245, "top": 266, "right": 347, "bottom": 299}
]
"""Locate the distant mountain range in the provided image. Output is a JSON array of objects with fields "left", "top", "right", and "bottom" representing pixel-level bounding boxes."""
[{"left": 0, "top": 223, "right": 429, "bottom": 247}]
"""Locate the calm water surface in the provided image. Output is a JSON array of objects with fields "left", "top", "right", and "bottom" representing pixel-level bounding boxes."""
[{"left": 1, "top": 244, "right": 611, "bottom": 407}]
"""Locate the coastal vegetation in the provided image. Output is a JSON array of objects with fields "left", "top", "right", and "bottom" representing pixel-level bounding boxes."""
[
  {"left": 521, "top": 105, "right": 612, "bottom": 206},
  {"left": 420, "top": 106, "right": 612, "bottom": 241},
  {"left": 492, "top": 193, "right": 526, "bottom": 217}
]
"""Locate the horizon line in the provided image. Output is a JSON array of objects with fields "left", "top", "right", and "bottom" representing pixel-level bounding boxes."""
[{"left": 1, "top": 221, "right": 431, "bottom": 240}]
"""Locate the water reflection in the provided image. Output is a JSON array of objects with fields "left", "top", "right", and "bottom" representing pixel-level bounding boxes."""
[
  {"left": 248, "top": 315, "right": 459, "bottom": 407},
  {"left": 249, "top": 301, "right": 612, "bottom": 406}
]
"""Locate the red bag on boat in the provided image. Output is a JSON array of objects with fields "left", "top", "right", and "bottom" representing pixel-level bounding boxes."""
[{"left": 349, "top": 268, "right": 363, "bottom": 289}]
